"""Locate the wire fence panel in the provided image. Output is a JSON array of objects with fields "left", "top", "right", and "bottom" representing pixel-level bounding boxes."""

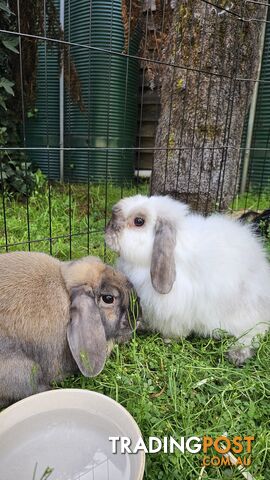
[{"left": 0, "top": 0, "right": 269, "bottom": 259}]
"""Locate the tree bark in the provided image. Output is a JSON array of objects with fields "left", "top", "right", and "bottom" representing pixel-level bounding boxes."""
[{"left": 151, "top": 0, "right": 267, "bottom": 213}]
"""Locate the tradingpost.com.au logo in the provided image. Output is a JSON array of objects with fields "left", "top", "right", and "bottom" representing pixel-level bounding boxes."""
[{"left": 109, "top": 435, "right": 254, "bottom": 468}]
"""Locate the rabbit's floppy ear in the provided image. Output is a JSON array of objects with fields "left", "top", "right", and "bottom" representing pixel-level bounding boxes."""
[
  {"left": 67, "top": 286, "right": 107, "bottom": 377},
  {"left": 150, "top": 217, "right": 176, "bottom": 294}
]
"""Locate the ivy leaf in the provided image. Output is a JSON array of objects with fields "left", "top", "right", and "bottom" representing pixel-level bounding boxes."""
[
  {"left": 0, "top": 97, "right": 7, "bottom": 110},
  {"left": 2, "top": 38, "right": 19, "bottom": 54},
  {"left": 0, "top": 77, "right": 15, "bottom": 96}
]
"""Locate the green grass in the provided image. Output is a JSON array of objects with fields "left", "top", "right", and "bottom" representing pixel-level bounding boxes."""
[
  {"left": 0, "top": 181, "right": 148, "bottom": 261},
  {"left": 58, "top": 333, "right": 270, "bottom": 479},
  {"left": 0, "top": 183, "right": 270, "bottom": 479},
  {"left": 231, "top": 191, "right": 270, "bottom": 214}
]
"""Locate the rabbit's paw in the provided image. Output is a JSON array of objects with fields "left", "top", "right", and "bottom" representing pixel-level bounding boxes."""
[
  {"left": 227, "top": 345, "right": 255, "bottom": 366},
  {"left": 163, "top": 338, "right": 173, "bottom": 344}
]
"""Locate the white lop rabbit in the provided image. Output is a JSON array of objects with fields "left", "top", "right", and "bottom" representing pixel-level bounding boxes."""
[{"left": 106, "top": 195, "right": 270, "bottom": 365}]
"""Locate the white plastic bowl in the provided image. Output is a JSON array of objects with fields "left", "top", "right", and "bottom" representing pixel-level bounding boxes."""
[{"left": 0, "top": 389, "right": 145, "bottom": 480}]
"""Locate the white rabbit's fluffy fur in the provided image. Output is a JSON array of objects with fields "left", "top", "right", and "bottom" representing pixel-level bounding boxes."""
[{"left": 106, "top": 195, "right": 270, "bottom": 364}]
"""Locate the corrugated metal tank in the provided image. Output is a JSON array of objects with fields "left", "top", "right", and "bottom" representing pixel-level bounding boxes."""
[
  {"left": 25, "top": 37, "right": 60, "bottom": 179},
  {"left": 26, "top": 0, "right": 140, "bottom": 183},
  {"left": 64, "top": 0, "right": 140, "bottom": 182},
  {"left": 242, "top": 7, "right": 270, "bottom": 191}
]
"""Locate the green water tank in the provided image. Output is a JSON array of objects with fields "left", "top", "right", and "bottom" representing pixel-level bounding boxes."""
[
  {"left": 241, "top": 7, "right": 270, "bottom": 192},
  {"left": 25, "top": 39, "right": 60, "bottom": 180},
  {"left": 26, "top": 0, "right": 140, "bottom": 183},
  {"left": 64, "top": 0, "right": 141, "bottom": 183}
]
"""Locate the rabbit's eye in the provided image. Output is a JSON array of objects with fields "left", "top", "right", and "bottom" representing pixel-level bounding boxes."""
[
  {"left": 134, "top": 217, "right": 145, "bottom": 227},
  {"left": 101, "top": 294, "right": 115, "bottom": 304}
]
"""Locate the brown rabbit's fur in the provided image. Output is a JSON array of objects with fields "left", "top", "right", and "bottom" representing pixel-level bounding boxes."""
[{"left": 0, "top": 252, "right": 133, "bottom": 407}]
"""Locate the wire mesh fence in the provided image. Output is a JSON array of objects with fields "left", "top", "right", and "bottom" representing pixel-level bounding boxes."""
[{"left": 0, "top": 0, "right": 269, "bottom": 260}]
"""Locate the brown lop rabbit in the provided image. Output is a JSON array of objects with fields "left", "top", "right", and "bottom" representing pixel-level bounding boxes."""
[{"left": 0, "top": 252, "right": 136, "bottom": 407}]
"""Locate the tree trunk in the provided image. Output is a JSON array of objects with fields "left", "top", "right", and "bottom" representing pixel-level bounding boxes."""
[{"left": 151, "top": 0, "right": 267, "bottom": 213}]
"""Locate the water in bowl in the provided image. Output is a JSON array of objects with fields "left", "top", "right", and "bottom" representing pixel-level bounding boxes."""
[{"left": 0, "top": 408, "right": 131, "bottom": 480}]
